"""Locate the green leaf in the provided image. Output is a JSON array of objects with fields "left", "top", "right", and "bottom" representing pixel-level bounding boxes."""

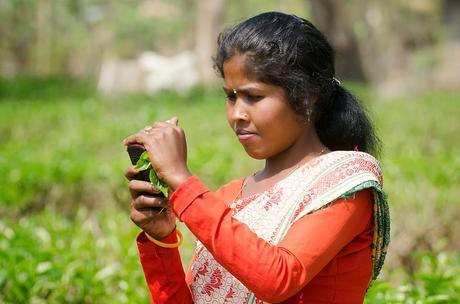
[
  {"left": 134, "top": 160, "right": 150, "bottom": 171},
  {"left": 149, "top": 167, "right": 159, "bottom": 184},
  {"left": 133, "top": 151, "right": 169, "bottom": 196},
  {"left": 138, "top": 151, "right": 150, "bottom": 162},
  {"left": 157, "top": 180, "right": 169, "bottom": 198},
  {"left": 149, "top": 169, "right": 169, "bottom": 197},
  {"left": 137, "top": 152, "right": 169, "bottom": 197},
  {"left": 134, "top": 151, "right": 151, "bottom": 171}
]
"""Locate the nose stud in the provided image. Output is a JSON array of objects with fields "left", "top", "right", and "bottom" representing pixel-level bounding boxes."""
[{"left": 233, "top": 88, "right": 237, "bottom": 94}]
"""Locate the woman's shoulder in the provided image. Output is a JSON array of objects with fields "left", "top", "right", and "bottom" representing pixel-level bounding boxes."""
[
  {"left": 215, "top": 177, "right": 245, "bottom": 204},
  {"left": 324, "top": 150, "right": 379, "bottom": 162},
  {"left": 319, "top": 150, "right": 383, "bottom": 184}
]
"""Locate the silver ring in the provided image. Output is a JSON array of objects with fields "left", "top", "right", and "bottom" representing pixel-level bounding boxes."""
[{"left": 143, "top": 126, "right": 153, "bottom": 134}]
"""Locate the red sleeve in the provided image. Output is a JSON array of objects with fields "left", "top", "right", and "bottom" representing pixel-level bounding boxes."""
[
  {"left": 136, "top": 230, "right": 193, "bottom": 304},
  {"left": 278, "top": 190, "right": 373, "bottom": 284},
  {"left": 169, "top": 176, "right": 373, "bottom": 303}
]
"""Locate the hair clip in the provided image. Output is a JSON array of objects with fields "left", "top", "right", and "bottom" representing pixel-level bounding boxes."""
[
  {"left": 291, "top": 14, "right": 306, "bottom": 24},
  {"left": 332, "top": 77, "right": 341, "bottom": 85}
]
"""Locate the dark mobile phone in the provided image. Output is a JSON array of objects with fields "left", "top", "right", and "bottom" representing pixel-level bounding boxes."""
[
  {"left": 127, "top": 144, "right": 151, "bottom": 182},
  {"left": 127, "top": 144, "right": 166, "bottom": 202}
]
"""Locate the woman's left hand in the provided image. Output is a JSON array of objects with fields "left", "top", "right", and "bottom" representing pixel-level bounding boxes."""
[{"left": 123, "top": 116, "right": 192, "bottom": 192}]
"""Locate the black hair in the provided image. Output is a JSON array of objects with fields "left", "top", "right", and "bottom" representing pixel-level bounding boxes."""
[{"left": 214, "top": 12, "right": 380, "bottom": 157}]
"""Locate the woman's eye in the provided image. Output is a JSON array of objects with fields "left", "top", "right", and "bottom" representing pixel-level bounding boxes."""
[
  {"left": 226, "top": 93, "right": 237, "bottom": 102},
  {"left": 247, "top": 95, "right": 263, "bottom": 102}
]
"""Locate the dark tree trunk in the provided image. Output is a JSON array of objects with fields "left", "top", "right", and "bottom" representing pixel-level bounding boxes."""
[
  {"left": 442, "top": 0, "right": 460, "bottom": 40},
  {"left": 309, "top": 0, "right": 367, "bottom": 82}
]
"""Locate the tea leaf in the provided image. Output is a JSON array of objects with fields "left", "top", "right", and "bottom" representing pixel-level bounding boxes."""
[
  {"left": 134, "top": 151, "right": 169, "bottom": 197},
  {"left": 149, "top": 169, "right": 169, "bottom": 197},
  {"left": 148, "top": 167, "right": 159, "bottom": 185},
  {"left": 134, "top": 151, "right": 151, "bottom": 171},
  {"left": 134, "top": 160, "right": 150, "bottom": 171},
  {"left": 158, "top": 182, "right": 169, "bottom": 198},
  {"left": 139, "top": 151, "right": 150, "bottom": 162}
]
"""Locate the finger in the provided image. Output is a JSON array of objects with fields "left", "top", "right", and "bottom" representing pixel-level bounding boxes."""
[
  {"left": 124, "top": 167, "right": 140, "bottom": 181},
  {"left": 142, "top": 125, "right": 154, "bottom": 132},
  {"left": 132, "top": 195, "right": 168, "bottom": 210},
  {"left": 129, "top": 179, "right": 161, "bottom": 195},
  {"left": 130, "top": 207, "right": 159, "bottom": 226},
  {"left": 152, "top": 121, "right": 175, "bottom": 129},
  {"left": 166, "top": 117, "right": 179, "bottom": 126},
  {"left": 152, "top": 119, "right": 181, "bottom": 130},
  {"left": 131, "top": 205, "right": 169, "bottom": 220},
  {"left": 123, "top": 132, "right": 149, "bottom": 146},
  {"left": 170, "top": 116, "right": 179, "bottom": 125}
]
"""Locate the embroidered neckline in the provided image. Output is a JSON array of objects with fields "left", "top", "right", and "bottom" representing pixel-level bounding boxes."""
[{"left": 235, "top": 150, "right": 334, "bottom": 201}]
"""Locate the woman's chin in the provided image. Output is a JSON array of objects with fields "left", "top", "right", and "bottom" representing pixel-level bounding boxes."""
[{"left": 243, "top": 147, "right": 267, "bottom": 160}]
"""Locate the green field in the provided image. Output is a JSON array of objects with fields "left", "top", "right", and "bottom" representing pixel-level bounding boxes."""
[{"left": 1, "top": 78, "right": 459, "bottom": 303}]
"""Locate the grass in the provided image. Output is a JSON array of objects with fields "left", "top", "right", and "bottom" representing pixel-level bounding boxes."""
[{"left": 1, "top": 77, "right": 459, "bottom": 302}]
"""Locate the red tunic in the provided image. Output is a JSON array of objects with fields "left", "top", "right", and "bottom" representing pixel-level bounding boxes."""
[{"left": 137, "top": 176, "right": 374, "bottom": 303}]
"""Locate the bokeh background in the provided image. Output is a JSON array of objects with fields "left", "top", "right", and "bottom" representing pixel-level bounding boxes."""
[{"left": 1, "top": 0, "right": 459, "bottom": 303}]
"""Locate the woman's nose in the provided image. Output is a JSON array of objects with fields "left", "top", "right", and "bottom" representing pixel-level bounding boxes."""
[{"left": 230, "top": 100, "right": 249, "bottom": 121}]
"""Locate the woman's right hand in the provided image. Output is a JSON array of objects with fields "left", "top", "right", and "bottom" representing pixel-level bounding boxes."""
[{"left": 125, "top": 167, "right": 176, "bottom": 240}]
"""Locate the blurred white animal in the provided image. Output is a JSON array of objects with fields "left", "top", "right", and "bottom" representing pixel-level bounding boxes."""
[
  {"left": 138, "top": 51, "right": 198, "bottom": 93},
  {"left": 97, "top": 51, "right": 198, "bottom": 95}
]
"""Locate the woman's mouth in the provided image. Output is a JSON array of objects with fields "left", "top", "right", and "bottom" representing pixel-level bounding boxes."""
[{"left": 236, "top": 130, "right": 257, "bottom": 142}]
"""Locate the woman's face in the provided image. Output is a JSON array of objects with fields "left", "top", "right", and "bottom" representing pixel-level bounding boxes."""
[{"left": 223, "top": 55, "right": 308, "bottom": 160}]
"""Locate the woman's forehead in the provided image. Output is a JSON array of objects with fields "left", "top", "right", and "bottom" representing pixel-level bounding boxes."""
[{"left": 223, "top": 55, "right": 260, "bottom": 85}]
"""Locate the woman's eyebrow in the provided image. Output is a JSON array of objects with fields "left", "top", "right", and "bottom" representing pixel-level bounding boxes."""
[{"left": 222, "top": 85, "right": 263, "bottom": 93}]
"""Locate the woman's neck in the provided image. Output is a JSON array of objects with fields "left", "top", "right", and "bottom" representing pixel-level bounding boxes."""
[{"left": 258, "top": 127, "right": 326, "bottom": 181}]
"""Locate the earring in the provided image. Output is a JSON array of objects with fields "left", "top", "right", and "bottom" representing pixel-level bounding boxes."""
[{"left": 306, "top": 109, "right": 313, "bottom": 123}]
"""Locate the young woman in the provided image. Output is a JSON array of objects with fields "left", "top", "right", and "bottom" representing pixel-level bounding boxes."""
[{"left": 124, "top": 12, "right": 390, "bottom": 304}]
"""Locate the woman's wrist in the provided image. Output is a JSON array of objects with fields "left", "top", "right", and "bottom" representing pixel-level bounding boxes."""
[
  {"left": 145, "top": 229, "right": 183, "bottom": 248},
  {"left": 168, "top": 170, "right": 193, "bottom": 193},
  {"left": 144, "top": 225, "right": 176, "bottom": 240}
]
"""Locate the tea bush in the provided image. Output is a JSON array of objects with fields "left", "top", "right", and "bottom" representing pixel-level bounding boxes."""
[{"left": 1, "top": 78, "right": 459, "bottom": 302}]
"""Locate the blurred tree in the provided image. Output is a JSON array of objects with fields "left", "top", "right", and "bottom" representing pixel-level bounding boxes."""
[
  {"left": 0, "top": 0, "right": 193, "bottom": 77},
  {"left": 436, "top": 0, "right": 460, "bottom": 90},
  {"left": 1, "top": 0, "right": 456, "bottom": 93},
  {"left": 35, "top": 0, "right": 52, "bottom": 74},
  {"left": 442, "top": 0, "right": 460, "bottom": 39},
  {"left": 195, "top": 0, "right": 225, "bottom": 84},
  {"left": 306, "top": 0, "right": 452, "bottom": 95},
  {"left": 0, "top": 0, "right": 36, "bottom": 75},
  {"left": 309, "top": 0, "right": 367, "bottom": 82}
]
